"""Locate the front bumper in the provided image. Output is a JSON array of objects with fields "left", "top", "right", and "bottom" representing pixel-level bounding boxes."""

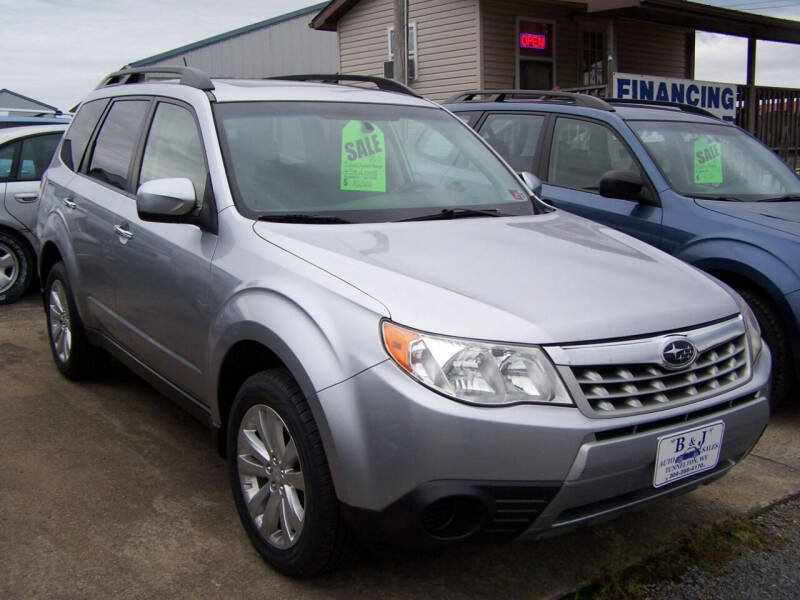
[{"left": 316, "top": 344, "right": 771, "bottom": 543}]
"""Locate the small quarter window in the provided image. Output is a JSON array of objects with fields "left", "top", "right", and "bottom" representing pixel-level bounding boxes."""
[{"left": 140, "top": 102, "right": 208, "bottom": 203}]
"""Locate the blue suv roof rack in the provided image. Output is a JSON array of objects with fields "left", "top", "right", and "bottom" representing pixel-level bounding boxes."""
[
  {"left": 97, "top": 66, "right": 215, "bottom": 91},
  {"left": 605, "top": 98, "right": 719, "bottom": 119},
  {"left": 445, "top": 90, "right": 614, "bottom": 111}
]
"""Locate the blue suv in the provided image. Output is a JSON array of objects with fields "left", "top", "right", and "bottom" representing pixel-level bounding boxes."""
[{"left": 446, "top": 91, "right": 800, "bottom": 405}]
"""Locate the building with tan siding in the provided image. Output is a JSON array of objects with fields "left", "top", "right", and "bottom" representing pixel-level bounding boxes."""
[{"left": 311, "top": 0, "right": 800, "bottom": 104}]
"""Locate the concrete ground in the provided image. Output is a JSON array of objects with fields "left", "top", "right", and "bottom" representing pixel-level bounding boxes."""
[{"left": 1, "top": 293, "right": 799, "bottom": 600}]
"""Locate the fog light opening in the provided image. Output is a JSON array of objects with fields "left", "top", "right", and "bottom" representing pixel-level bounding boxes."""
[{"left": 421, "top": 496, "right": 485, "bottom": 540}]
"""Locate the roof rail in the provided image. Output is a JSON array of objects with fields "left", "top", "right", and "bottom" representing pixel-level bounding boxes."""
[
  {"left": 445, "top": 90, "right": 614, "bottom": 111},
  {"left": 97, "top": 66, "right": 215, "bottom": 91},
  {"left": 606, "top": 98, "right": 718, "bottom": 119},
  {"left": 267, "top": 74, "right": 421, "bottom": 98}
]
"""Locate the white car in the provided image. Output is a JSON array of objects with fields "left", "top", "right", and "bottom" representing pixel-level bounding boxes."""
[{"left": 0, "top": 124, "right": 66, "bottom": 303}]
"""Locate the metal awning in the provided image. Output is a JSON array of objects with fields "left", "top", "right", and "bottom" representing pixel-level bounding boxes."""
[{"left": 587, "top": 1, "right": 800, "bottom": 44}]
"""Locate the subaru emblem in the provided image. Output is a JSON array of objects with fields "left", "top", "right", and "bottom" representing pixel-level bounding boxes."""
[{"left": 660, "top": 338, "right": 697, "bottom": 370}]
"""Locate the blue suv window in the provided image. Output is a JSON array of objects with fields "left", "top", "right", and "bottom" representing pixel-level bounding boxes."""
[
  {"left": 548, "top": 117, "right": 637, "bottom": 191},
  {"left": 479, "top": 113, "right": 545, "bottom": 172}
]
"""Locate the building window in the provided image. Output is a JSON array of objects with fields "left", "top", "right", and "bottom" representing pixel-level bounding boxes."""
[
  {"left": 387, "top": 22, "right": 418, "bottom": 80},
  {"left": 516, "top": 18, "right": 555, "bottom": 90},
  {"left": 580, "top": 24, "right": 606, "bottom": 86}
]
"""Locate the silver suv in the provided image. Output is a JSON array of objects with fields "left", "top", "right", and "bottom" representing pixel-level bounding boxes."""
[{"left": 38, "top": 67, "right": 771, "bottom": 576}]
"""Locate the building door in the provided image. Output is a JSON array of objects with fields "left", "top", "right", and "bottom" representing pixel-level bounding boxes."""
[
  {"left": 517, "top": 18, "right": 554, "bottom": 90},
  {"left": 520, "top": 61, "right": 552, "bottom": 90}
]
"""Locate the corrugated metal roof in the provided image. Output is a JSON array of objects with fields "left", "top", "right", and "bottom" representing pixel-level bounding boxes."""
[
  {"left": 0, "top": 89, "right": 60, "bottom": 112},
  {"left": 130, "top": 2, "right": 329, "bottom": 67}
]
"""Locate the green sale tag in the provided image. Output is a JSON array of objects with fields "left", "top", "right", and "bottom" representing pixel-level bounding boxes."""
[
  {"left": 340, "top": 121, "right": 386, "bottom": 192},
  {"left": 693, "top": 136, "right": 723, "bottom": 184}
]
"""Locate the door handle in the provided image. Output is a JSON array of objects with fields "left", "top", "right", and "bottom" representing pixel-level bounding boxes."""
[
  {"left": 14, "top": 192, "right": 39, "bottom": 203},
  {"left": 61, "top": 197, "right": 77, "bottom": 209},
  {"left": 113, "top": 225, "right": 134, "bottom": 240}
]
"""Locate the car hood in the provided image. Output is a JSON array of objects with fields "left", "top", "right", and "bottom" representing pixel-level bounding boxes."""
[
  {"left": 695, "top": 199, "right": 800, "bottom": 237},
  {"left": 254, "top": 212, "right": 738, "bottom": 345}
]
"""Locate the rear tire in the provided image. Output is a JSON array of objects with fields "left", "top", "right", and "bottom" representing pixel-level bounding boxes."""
[
  {"left": 736, "top": 287, "right": 795, "bottom": 407},
  {"left": 44, "top": 262, "right": 94, "bottom": 380},
  {"left": 0, "top": 230, "right": 34, "bottom": 304},
  {"left": 227, "top": 369, "right": 351, "bottom": 576}
]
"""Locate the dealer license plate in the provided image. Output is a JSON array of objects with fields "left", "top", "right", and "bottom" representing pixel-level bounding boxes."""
[{"left": 653, "top": 421, "right": 725, "bottom": 488}]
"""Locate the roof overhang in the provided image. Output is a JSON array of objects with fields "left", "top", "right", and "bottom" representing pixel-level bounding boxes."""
[
  {"left": 588, "top": 0, "right": 800, "bottom": 44},
  {"left": 312, "top": 0, "right": 800, "bottom": 44},
  {"left": 310, "top": 0, "right": 360, "bottom": 31}
]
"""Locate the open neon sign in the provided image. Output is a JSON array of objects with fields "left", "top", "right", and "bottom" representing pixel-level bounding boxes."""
[{"left": 519, "top": 32, "right": 547, "bottom": 50}]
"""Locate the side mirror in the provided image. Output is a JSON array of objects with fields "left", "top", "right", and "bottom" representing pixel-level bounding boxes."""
[
  {"left": 599, "top": 170, "right": 643, "bottom": 201},
  {"left": 136, "top": 177, "right": 196, "bottom": 221},
  {"left": 518, "top": 171, "right": 543, "bottom": 197}
]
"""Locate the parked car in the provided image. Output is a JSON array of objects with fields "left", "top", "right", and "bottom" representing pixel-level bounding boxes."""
[
  {"left": 38, "top": 68, "right": 770, "bottom": 576},
  {"left": 446, "top": 91, "right": 800, "bottom": 405},
  {"left": 0, "top": 123, "right": 66, "bottom": 303}
]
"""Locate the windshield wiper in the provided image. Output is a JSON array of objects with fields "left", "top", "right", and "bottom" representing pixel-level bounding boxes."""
[
  {"left": 691, "top": 195, "right": 747, "bottom": 202},
  {"left": 397, "top": 207, "right": 509, "bottom": 222},
  {"left": 759, "top": 194, "right": 800, "bottom": 203},
  {"left": 258, "top": 213, "right": 351, "bottom": 224}
]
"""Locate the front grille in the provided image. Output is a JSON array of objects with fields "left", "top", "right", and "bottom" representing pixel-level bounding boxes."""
[{"left": 574, "top": 334, "right": 749, "bottom": 413}]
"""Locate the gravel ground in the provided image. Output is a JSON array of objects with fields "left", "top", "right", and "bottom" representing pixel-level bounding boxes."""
[{"left": 642, "top": 495, "right": 800, "bottom": 600}]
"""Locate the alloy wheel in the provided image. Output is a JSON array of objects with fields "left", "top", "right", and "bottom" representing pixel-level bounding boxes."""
[
  {"left": 237, "top": 404, "right": 306, "bottom": 549},
  {"left": 0, "top": 242, "right": 20, "bottom": 294},
  {"left": 48, "top": 280, "right": 72, "bottom": 363}
]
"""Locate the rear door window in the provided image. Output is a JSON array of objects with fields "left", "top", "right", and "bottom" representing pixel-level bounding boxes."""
[
  {"left": 18, "top": 133, "right": 62, "bottom": 180},
  {"left": 0, "top": 142, "right": 17, "bottom": 179},
  {"left": 87, "top": 100, "right": 150, "bottom": 191}
]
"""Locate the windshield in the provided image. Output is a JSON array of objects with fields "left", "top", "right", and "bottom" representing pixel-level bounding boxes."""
[
  {"left": 628, "top": 120, "right": 800, "bottom": 201},
  {"left": 213, "top": 101, "right": 535, "bottom": 222}
]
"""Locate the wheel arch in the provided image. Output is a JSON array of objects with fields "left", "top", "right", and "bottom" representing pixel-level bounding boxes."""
[
  {"left": 38, "top": 240, "right": 63, "bottom": 285},
  {"left": 694, "top": 257, "right": 800, "bottom": 370},
  {"left": 0, "top": 223, "right": 35, "bottom": 258},
  {"left": 215, "top": 334, "right": 319, "bottom": 457}
]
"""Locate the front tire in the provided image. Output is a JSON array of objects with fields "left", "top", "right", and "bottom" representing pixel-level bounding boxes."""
[
  {"left": 44, "top": 262, "right": 94, "bottom": 379},
  {"left": 227, "top": 370, "right": 351, "bottom": 576},
  {"left": 0, "top": 230, "right": 34, "bottom": 304},
  {"left": 737, "top": 287, "right": 795, "bottom": 407}
]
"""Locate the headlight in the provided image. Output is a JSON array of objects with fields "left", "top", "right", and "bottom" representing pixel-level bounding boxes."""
[
  {"left": 381, "top": 321, "right": 573, "bottom": 406},
  {"left": 740, "top": 301, "right": 763, "bottom": 360}
]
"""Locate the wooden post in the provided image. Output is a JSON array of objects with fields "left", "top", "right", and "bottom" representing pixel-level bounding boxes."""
[
  {"left": 393, "top": 0, "right": 407, "bottom": 85},
  {"left": 746, "top": 36, "right": 757, "bottom": 134},
  {"left": 605, "top": 18, "right": 617, "bottom": 97}
]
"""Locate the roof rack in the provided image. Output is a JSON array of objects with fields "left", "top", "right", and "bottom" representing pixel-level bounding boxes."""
[
  {"left": 445, "top": 90, "right": 614, "bottom": 111},
  {"left": 267, "top": 74, "right": 420, "bottom": 98},
  {"left": 96, "top": 66, "right": 215, "bottom": 91},
  {"left": 606, "top": 98, "right": 718, "bottom": 119}
]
